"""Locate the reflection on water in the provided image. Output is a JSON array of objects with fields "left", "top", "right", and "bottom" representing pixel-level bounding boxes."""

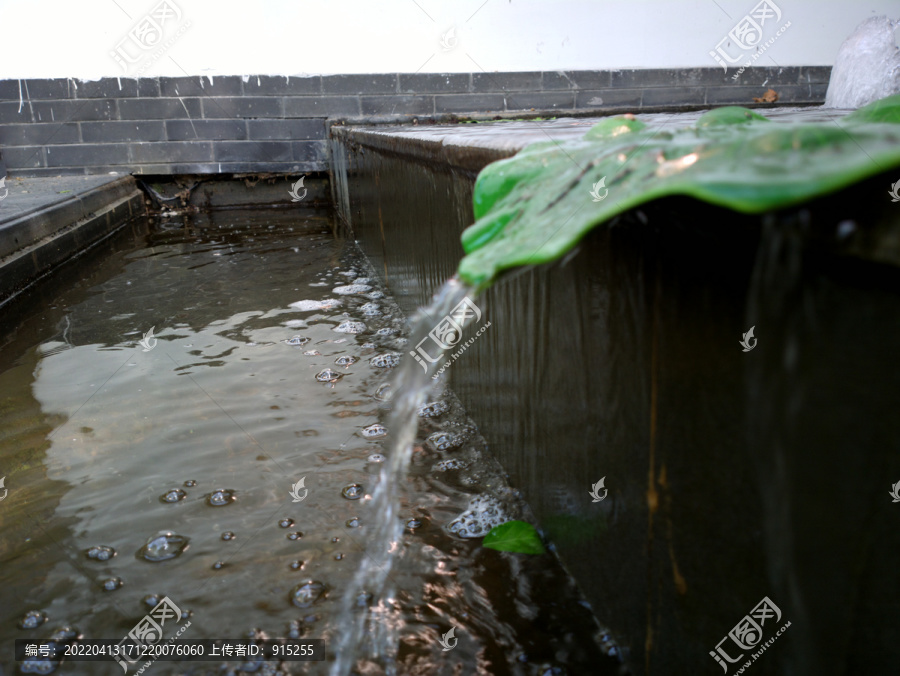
[{"left": 0, "top": 209, "right": 614, "bottom": 675}]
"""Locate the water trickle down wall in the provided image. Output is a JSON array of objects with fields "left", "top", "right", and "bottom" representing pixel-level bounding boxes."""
[{"left": 333, "top": 96, "right": 900, "bottom": 675}]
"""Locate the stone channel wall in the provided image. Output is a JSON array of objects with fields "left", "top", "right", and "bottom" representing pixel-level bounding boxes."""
[{"left": 0, "top": 67, "right": 830, "bottom": 177}]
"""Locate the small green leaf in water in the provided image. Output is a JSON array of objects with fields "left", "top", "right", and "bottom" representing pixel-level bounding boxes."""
[{"left": 482, "top": 520, "right": 546, "bottom": 554}]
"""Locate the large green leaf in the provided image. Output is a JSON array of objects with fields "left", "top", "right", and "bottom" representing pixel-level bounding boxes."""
[
  {"left": 482, "top": 520, "right": 546, "bottom": 554},
  {"left": 458, "top": 94, "right": 900, "bottom": 287}
]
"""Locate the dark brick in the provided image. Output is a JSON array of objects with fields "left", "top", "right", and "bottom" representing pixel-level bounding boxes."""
[
  {"left": 0, "top": 145, "right": 45, "bottom": 168},
  {"left": 136, "top": 161, "right": 324, "bottom": 175},
  {"left": 541, "top": 72, "right": 578, "bottom": 90},
  {"left": 213, "top": 141, "right": 292, "bottom": 163},
  {"left": 291, "top": 140, "right": 327, "bottom": 162},
  {"left": 472, "top": 72, "right": 541, "bottom": 92},
  {"left": 566, "top": 71, "right": 613, "bottom": 89},
  {"left": 247, "top": 119, "right": 325, "bottom": 140},
  {"left": 138, "top": 78, "right": 162, "bottom": 97},
  {"left": 160, "top": 75, "right": 244, "bottom": 97},
  {"left": 6, "top": 166, "right": 85, "bottom": 177},
  {"left": 0, "top": 79, "right": 23, "bottom": 100},
  {"left": 119, "top": 97, "right": 201, "bottom": 119},
  {"left": 706, "top": 85, "right": 769, "bottom": 105},
  {"left": 201, "top": 97, "right": 283, "bottom": 119},
  {"left": 809, "top": 83, "right": 828, "bottom": 101},
  {"left": 284, "top": 96, "right": 359, "bottom": 117},
  {"left": 727, "top": 66, "right": 801, "bottom": 87},
  {"left": 0, "top": 123, "right": 80, "bottom": 146},
  {"left": 45, "top": 143, "right": 130, "bottom": 167},
  {"left": 434, "top": 93, "right": 505, "bottom": 113},
  {"left": 506, "top": 91, "right": 575, "bottom": 111},
  {"left": 360, "top": 95, "right": 434, "bottom": 116},
  {"left": 0, "top": 102, "right": 33, "bottom": 124},
  {"left": 130, "top": 141, "right": 213, "bottom": 163},
  {"left": 574, "top": 89, "right": 642, "bottom": 108},
  {"left": 399, "top": 73, "right": 469, "bottom": 94},
  {"left": 641, "top": 86, "right": 706, "bottom": 107},
  {"left": 166, "top": 119, "right": 247, "bottom": 140},
  {"left": 81, "top": 120, "right": 166, "bottom": 143},
  {"left": 322, "top": 74, "right": 397, "bottom": 95},
  {"left": 78, "top": 78, "right": 140, "bottom": 99},
  {"left": 32, "top": 99, "right": 117, "bottom": 122},
  {"left": 799, "top": 66, "right": 832, "bottom": 84},
  {"left": 244, "top": 75, "right": 322, "bottom": 96},
  {"left": 21, "top": 78, "right": 76, "bottom": 99}
]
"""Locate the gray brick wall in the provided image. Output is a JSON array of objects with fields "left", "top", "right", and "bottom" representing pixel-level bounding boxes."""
[{"left": 0, "top": 67, "right": 830, "bottom": 177}]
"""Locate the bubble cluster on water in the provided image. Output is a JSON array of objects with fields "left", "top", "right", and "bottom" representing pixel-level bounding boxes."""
[
  {"left": 212, "top": 561, "right": 225, "bottom": 570},
  {"left": 290, "top": 560, "right": 304, "bottom": 570},
  {"left": 332, "top": 284, "right": 373, "bottom": 295},
  {"left": 367, "top": 453, "right": 386, "bottom": 464},
  {"left": 405, "top": 518, "right": 422, "bottom": 530},
  {"left": 159, "top": 488, "right": 186, "bottom": 503},
  {"left": 101, "top": 577, "right": 124, "bottom": 591},
  {"left": 345, "top": 517, "right": 360, "bottom": 528},
  {"left": 18, "top": 610, "right": 48, "bottom": 630},
  {"left": 85, "top": 545, "right": 116, "bottom": 561},
  {"left": 361, "top": 342, "right": 376, "bottom": 350},
  {"left": 334, "top": 355, "right": 357, "bottom": 367},
  {"left": 287, "top": 531, "right": 303, "bottom": 540},
  {"left": 206, "top": 489, "right": 236, "bottom": 506},
  {"left": 279, "top": 518, "right": 295, "bottom": 528},
  {"left": 142, "top": 594, "right": 163, "bottom": 608},
  {"left": 417, "top": 400, "right": 449, "bottom": 418},
  {"left": 284, "top": 319, "right": 308, "bottom": 329},
  {"left": 304, "top": 350, "right": 322, "bottom": 356},
  {"left": 334, "top": 320, "right": 367, "bottom": 334},
  {"left": 316, "top": 368, "right": 343, "bottom": 382},
  {"left": 447, "top": 495, "right": 510, "bottom": 538},
  {"left": 426, "top": 425, "right": 473, "bottom": 452},
  {"left": 284, "top": 335, "right": 310, "bottom": 346},
  {"left": 183, "top": 480, "right": 197, "bottom": 487},
  {"left": 289, "top": 298, "right": 341, "bottom": 311},
  {"left": 433, "top": 458, "right": 468, "bottom": 472},
  {"left": 375, "top": 327, "right": 394, "bottom": 336},
  {"left": 138, "top": 531, "right": 190, "bottom": 562},
  {"left": 369, "top": 353, "right": 400, "bottom": 368},
  {"left": 291, "top": 581, "right": 327, "bottom": 608},
  {"left": 341, "top": 483, "right": 364, "bottom": 500},
  {"left": 221, "top": 531, "right": 236, "bottom": 541},
  {"left": 361, "top": 424, "right": 387, "bottom": 439},
  {"left": 366, "top": 291, "right": 384, "bottom": 300},
  {"left": 360, "top": 302, "right": 381, "bottom": 316}
]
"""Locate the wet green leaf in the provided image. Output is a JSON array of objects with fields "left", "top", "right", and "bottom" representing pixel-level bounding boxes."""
[
  {"left": 459, "top": 94, "right": 900, "bottom": 287},
  {"left": 482, "top": 520, "right": 546, "bottom": 554}
]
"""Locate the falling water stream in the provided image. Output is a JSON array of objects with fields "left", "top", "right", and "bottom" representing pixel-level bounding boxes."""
[{"left": 330, "top": 278, "right": 474, "bottom": 675}]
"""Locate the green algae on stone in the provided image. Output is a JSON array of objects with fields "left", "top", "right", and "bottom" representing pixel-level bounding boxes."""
[{"left": 459, "top": 94, "right": 900, "bottom": 287}]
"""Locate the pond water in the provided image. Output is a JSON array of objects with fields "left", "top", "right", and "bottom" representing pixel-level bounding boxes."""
[{"left": 0, "top": 209, "right": 618, "bottom": 675}]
